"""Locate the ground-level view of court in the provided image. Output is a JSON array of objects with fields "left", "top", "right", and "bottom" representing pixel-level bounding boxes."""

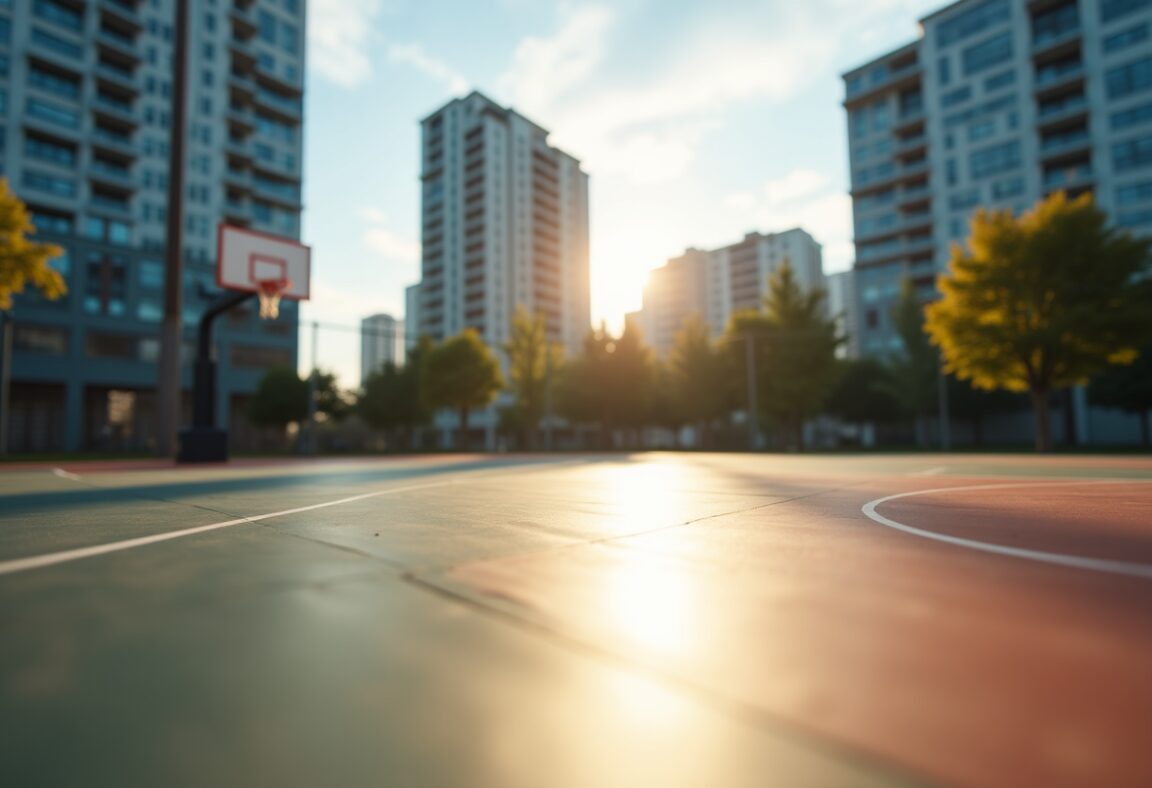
[{"left": 1, "top": 452, "right": 1149, "bottom": 787}]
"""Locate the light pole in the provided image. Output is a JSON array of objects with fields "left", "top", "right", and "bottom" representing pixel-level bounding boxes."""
[
  {"left": 745, "top": 331, "right": 760, "bottom": 451},
  {"left": 156, "top": 0, "right": 191, "bottom": 457}
]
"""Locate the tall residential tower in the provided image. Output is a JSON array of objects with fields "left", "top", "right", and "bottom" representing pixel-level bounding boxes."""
[
  {"left": 408, "top": 91, "right": 590, "bottom": 358},
  {"left": 5, "top": 0, "right": 306, "bottom": 452}
]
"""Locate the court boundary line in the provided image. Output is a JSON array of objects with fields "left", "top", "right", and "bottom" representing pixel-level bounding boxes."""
[
  {"left": 1, "top": 476, "right": 489, "bottom": 578},
  {"left": 861, "top": 480, "right": 1152, "bottom": 580}
]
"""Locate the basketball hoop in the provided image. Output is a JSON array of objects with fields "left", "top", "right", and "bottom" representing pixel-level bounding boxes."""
[{"left": 256, "top": 277, "right": 290, "bottom": 319}]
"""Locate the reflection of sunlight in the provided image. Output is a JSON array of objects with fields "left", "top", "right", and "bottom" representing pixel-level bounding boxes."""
[
  {"left": 608, "top": 670, "right": 689, "bottom": 727},
  {"left": 601, "top": 462, "right": 684, "bottom": 532},
  {"left": 609, "top": 555, "right": 694, "bottom": 656}
]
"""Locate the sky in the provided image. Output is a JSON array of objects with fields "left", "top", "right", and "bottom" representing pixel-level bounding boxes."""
[{"left": 299, "top": 0, "right": 943, "bottom": 384}]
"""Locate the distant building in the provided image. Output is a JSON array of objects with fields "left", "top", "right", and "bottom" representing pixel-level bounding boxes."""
[
  {"left": 360, "top": 314, "right": 402, "bottom": 383},
  {"left": 4, "top": 0, "right": 306, "bottom": 452},
  {"left": 826, "top": 270, "right": 860, "bottom": 359},
  {"left": 843, "top": 0, "right": 1152, "bottom": 358},
  {"left": 404, "top": 283, "right": 421, "bottom": 349},
  {"left": 409, "top": 90, "right": 590, "bottom": 358},
  {"left": 635, "top": 228, "right": 826, "bottom": 356},
  {"left": 843, "top": 0, "right": 1152, "bottom": 443}
]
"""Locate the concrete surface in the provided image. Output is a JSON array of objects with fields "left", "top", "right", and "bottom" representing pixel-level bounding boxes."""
[{"left": 1, "top": 453, "right": 1150, "bottom": 787}]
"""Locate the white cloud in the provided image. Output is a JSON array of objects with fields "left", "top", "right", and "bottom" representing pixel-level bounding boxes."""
[
  {"left": 388, "top": 43, "right": 470, "bottom": 95},
  {"left": 725, "top": 169, "right": 855, "bottom": 273},
  {"left": 361, "top": 210, "right": 420, "bottom": 264},
  {"left": 307, "top": 0, "right": 384, "bottom": 89}
]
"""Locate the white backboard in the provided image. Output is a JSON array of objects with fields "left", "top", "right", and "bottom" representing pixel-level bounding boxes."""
[{"left": 217, "top": 224, "right": 311, "bottom": 300}]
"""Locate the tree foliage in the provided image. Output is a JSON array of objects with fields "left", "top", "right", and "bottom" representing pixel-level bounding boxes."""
[
  {"left": 504, "top": 306, "right": 561, "bottom": 448},
  {"left": 668, "top": 315, "right": 729, "bottom": 445},
  {"left": 925, "top": 192, "right": 1152, "bottom": 451},
  {"left": 825, "top": 358, "right": 904, "bottom": 424},
  {"left": 1090, "top": 346, "right": 1152, "bottom": 446},
  {"left": 555, "top": 322, "right": 655, "bottom": 447},
  {"left": 725, "top": 261, "right": 839, "bottom": 450},
  {"left": 0, "top": 179, "right": 66, "bottom": 311},
  {"left": 424, "top": 329, "right": 503, "bottom": 449},
  {"left": 247, "top": 366, "right": 309, "bottom": 428},
  {"left": 889, "top": 278, "right": 939, "bottom": 426}
]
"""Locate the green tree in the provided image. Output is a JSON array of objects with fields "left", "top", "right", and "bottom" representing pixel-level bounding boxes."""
[
  {"left": 1090, "top": 347, "right": 1152, "bottom": 447},
  {"left": 555, "top": 322, "right": 655, "bottom": 448},
  {"left": 889, "top": 278, "right": 940, "bottom": 445},
  {"left": 314, "top": 370, "right": 353, "bottom": 423},
  {"left": 247, "top": 366, "right": 309, "bottom": 429},
  {"left": 358, "top": 339, "right": 434, "bottom": 449},
  {"left": 424, "top": 329, "right": 503, "bottom": 450},
  {"left": 925, "top": 192, "right": 1152, "bottom": 452},
  {"left": 825, "top": 358, "right": 904, "bottom": 425},
  {"left": 726, "top": 261, "right": 839, "bottom": 451},
  {"left": 504, "top": 306, "right": 561, "bottom": 449},
  {"left": 669, "top": 315, "right": 729, "bottom": 448},
  {"left": 0, "top": 179, "right": 66, "bottom": 311}
]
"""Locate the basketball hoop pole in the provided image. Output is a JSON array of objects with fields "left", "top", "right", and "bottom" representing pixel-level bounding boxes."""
[{"left": 177, "top": 289, "right": 254, "bottom": 462}]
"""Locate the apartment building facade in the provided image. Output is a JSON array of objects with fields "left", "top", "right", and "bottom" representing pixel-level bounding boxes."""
[
  {"left": 635, "top": 228, "right": 826, "bottom": 356},
  {"left": 844, "top": 0, "right": 1152, "bottom": 360},
  {"left": 3, "top": 0, "right": 305, "bottom": 452},
  {"left": 359, "top": 313, "right": 401, "bottom": 383},
  {"left": 408, "top": 91, "right": 590, "bottom": 359}
]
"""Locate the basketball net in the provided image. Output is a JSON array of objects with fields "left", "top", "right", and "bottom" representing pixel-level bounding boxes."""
[{"left": 256, "top": 278, "right": 290, "bottom": 320}]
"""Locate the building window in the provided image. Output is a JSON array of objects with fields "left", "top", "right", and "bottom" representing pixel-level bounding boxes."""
[
  {"left": 1117, "top": 180, "right": 1152, "bottom": 205},
  {"left": 25, "top": 136, "right": 76, "bottom": 166},
  {"left": 984, "top": 69, "right": 1014, "bottom": 91},
  {"left": 941, "top": 86, "right": 972, "bottom": 108},
  {"left": 935, "top": 0, "right": 1010, "bottom": 47},
  {"left": 962, "top": 31, "right": 1012, "bottom": 75},
  {"left": 1103, "top": 22, "right": 1148, "bottom": 52},
  {"left": 1105, "top": 56, "right": 1152, "bottom": 99},
  {"left": 14, "top": 325, "right": 68, "bottom": 355},
  {"left": 85, "top": 332, "right": 137, "bottom": 360},
  {"left": 970, "top": 140, "right": 1021, "bottom": 178},
  {"left": 23, "top": 169, "right": 75, "bottom": 197},
  {"left": 26, "top": 97, "right": 79, "bottom": 128},
  {"left": 1100, "top": 0, "right": 1152, "bottom": 25},
  {"left": 1113, "top": 136, "right": 1152, "bottom": 170}
]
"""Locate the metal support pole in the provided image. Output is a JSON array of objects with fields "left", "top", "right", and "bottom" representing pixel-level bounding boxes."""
[
  {"left": 745, "top": 332, "right": 759, "bottom": 451},
  {"left": 156, "top": 0, "right": 191, "bottom": 457},
  {"left": 305, "top": 320, "right": 318, "bottom": 455},
  {"left": 178, "top": 290, "right": 253, "bottom": 462},
  {"left": 543, "top": 343, "right": 554, "bottom": 451},
  {"left": 937, "top": 354, "right": 951, "bottom": 452},
  {"left": 0, "top": 310, "right": 12, "bottom": 457}
]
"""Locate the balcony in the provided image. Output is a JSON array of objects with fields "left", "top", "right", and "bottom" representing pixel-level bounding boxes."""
[
  {"left": 91, "top": 127, "right": 137, "bottom": 157},
  {"left": 1037, "top": 93, "right": 1088, "bottom": 129},
  {"left": 844, "top": 60, "right": 920, "bottom": 106},
  {"left": 1034, "top": 60, "right": 1083, "bottom": 94},
  {"left": 227, "top": 103, "right": 256, "bottom": 134},
  {"left": 96, "top": 63, "right": 141, "bottom": 93},
  {"left": 89, "top": 192, "right": 132, "bottom": 216},
  {"left": 99, "top": 0, "right": 143, "bottom": 32},
  {"left": 1039, "top": 128, "right": 1091, "bottom": 159},
  {"left": 230, "top": 5, "right": 258, "bottom": 39},
  {"left": 1043, "top": 163, "right": 1092, "bottom": 191},
  {"left": 92, "top": 94, "right": 138, "bottom": 127},
  {"left": 89, "top": 160, "right": 136, "bottom": 189},
  {"left": 224, "top": 168, "right": 253, "bottom": 192},
  {"left": 251, "top": 88, "right": 302, "bottom": 123},
  {"left": 1032, "top": 23, "right": 1080, "bottom": 55},
  {"left": 98, "top": 28, "right": 141, "bottom": 63}
]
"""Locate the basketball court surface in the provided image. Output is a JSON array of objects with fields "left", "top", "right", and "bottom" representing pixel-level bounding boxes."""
[{"left": 1, "top": 452, "right": 1149, "bottom": 787}]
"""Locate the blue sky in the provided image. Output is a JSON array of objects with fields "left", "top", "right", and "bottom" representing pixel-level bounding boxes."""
[{"left": 300, "top": 0, "right": 942, "bottom": 381}]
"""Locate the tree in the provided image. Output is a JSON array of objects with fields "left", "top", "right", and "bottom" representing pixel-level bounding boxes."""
[
  {"left": 726, "top": 261, "right": 839, "bottom": 451},
  {"left": 0, "top": 179, "right": 65, "bottom": 311},
  {"left": 1090, "top": 347, "right": 1152, "bottom": 446},
  {"left": 247, "top": 366, "right": 309, "bottom": 429},
  {"left": 314, "top": 370, "right": 353, "bottom": 423},
  {"left": 889, "top": 278, "right": 940, "bottom": 445},
  {"left": 555, "top": 322, "right": 655, "bottom": 448},
  {"left": 825, "top": 358, "right": 904, "bottom": 425},
  {"left": 669, "top": 315, "right": 729, "bottom": 448},
  {"left": 925, "top": 192, "right": 1152, "bottom": 452},
  {"left": 503, "top": 306, "right": 561, "bottom": 449},
  {"left": 424, "top": 329, "right": 503, "bottom": 450}
]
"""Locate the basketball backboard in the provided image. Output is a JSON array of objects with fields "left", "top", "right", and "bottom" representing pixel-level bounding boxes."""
[{"left": 217, "top": 224, "right": 311, "bottom": 302}]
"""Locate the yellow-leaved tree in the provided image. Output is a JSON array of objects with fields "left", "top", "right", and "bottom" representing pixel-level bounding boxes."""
[
  {"left": 0, "top": 179, "right": 66, "bottom": 310},
  {"left": 925, "top": 192, "right": 1152, "bottom": 452}
]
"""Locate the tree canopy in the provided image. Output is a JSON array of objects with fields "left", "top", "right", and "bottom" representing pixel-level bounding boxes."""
[
  {"left": 503, "top": 306, "right": 561, "bottom": 449},
  {"left": 669, "top": 315, "right": 729, "bottom": 446},
  {"left": 424, "top": 329, "right": 503, "bottom": 449},
  {"left": 1090, "top": 345, "right": 1152, "bottom": 446},
  {"left": 925, "top": 191, "right": 1152, "bottom": 451},
  {"left": 0, "top": 179, "right": 65, "bottom": 311},
  {"left": 725, "top": 260, "right": 839, "bottom": 450},
  {"left": 247, "top": 366, "right": 309, "bottom": 428}
]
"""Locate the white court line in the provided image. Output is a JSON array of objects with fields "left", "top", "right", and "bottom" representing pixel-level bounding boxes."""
[
  {"left": 861, "top": 480, "right": 1152, "bottom": 580},
  {"left": 909, "top": 466, "right": 947, "bottom": 477},
  {"left": 52, "top": 468, "right": 83, "bottom": 481},
  {"left": 0, "top": 477, "right": 467, "bottom": 578}
]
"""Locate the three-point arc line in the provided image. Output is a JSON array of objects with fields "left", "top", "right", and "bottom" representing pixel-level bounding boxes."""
[{"left": 861, "top": 479, "right": 1152, "bottom": 580}]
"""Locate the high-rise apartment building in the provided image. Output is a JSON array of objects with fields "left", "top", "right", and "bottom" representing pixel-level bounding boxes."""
[
  {"left": 826, "top": 270, "right": 860, "bottom": 359},
  {"left": 360, "top": 313, "right": 401, "bottom": 383},
  {"left": 635, "top": 228, "right": 825, "bottom": 356},
  {"left": 844, "top": 0, "right": 1152, "bottom": 359},
  {"left": 4, "top": 0, "right": 305, "bottom": 452},
  {"left": 408, "top": 91, "right": 590, "bottom": 358}
]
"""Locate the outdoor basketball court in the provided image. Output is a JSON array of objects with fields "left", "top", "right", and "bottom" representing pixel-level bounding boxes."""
[{"left": 1, "top": 452, "right": 1149, "bottom": 787}]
